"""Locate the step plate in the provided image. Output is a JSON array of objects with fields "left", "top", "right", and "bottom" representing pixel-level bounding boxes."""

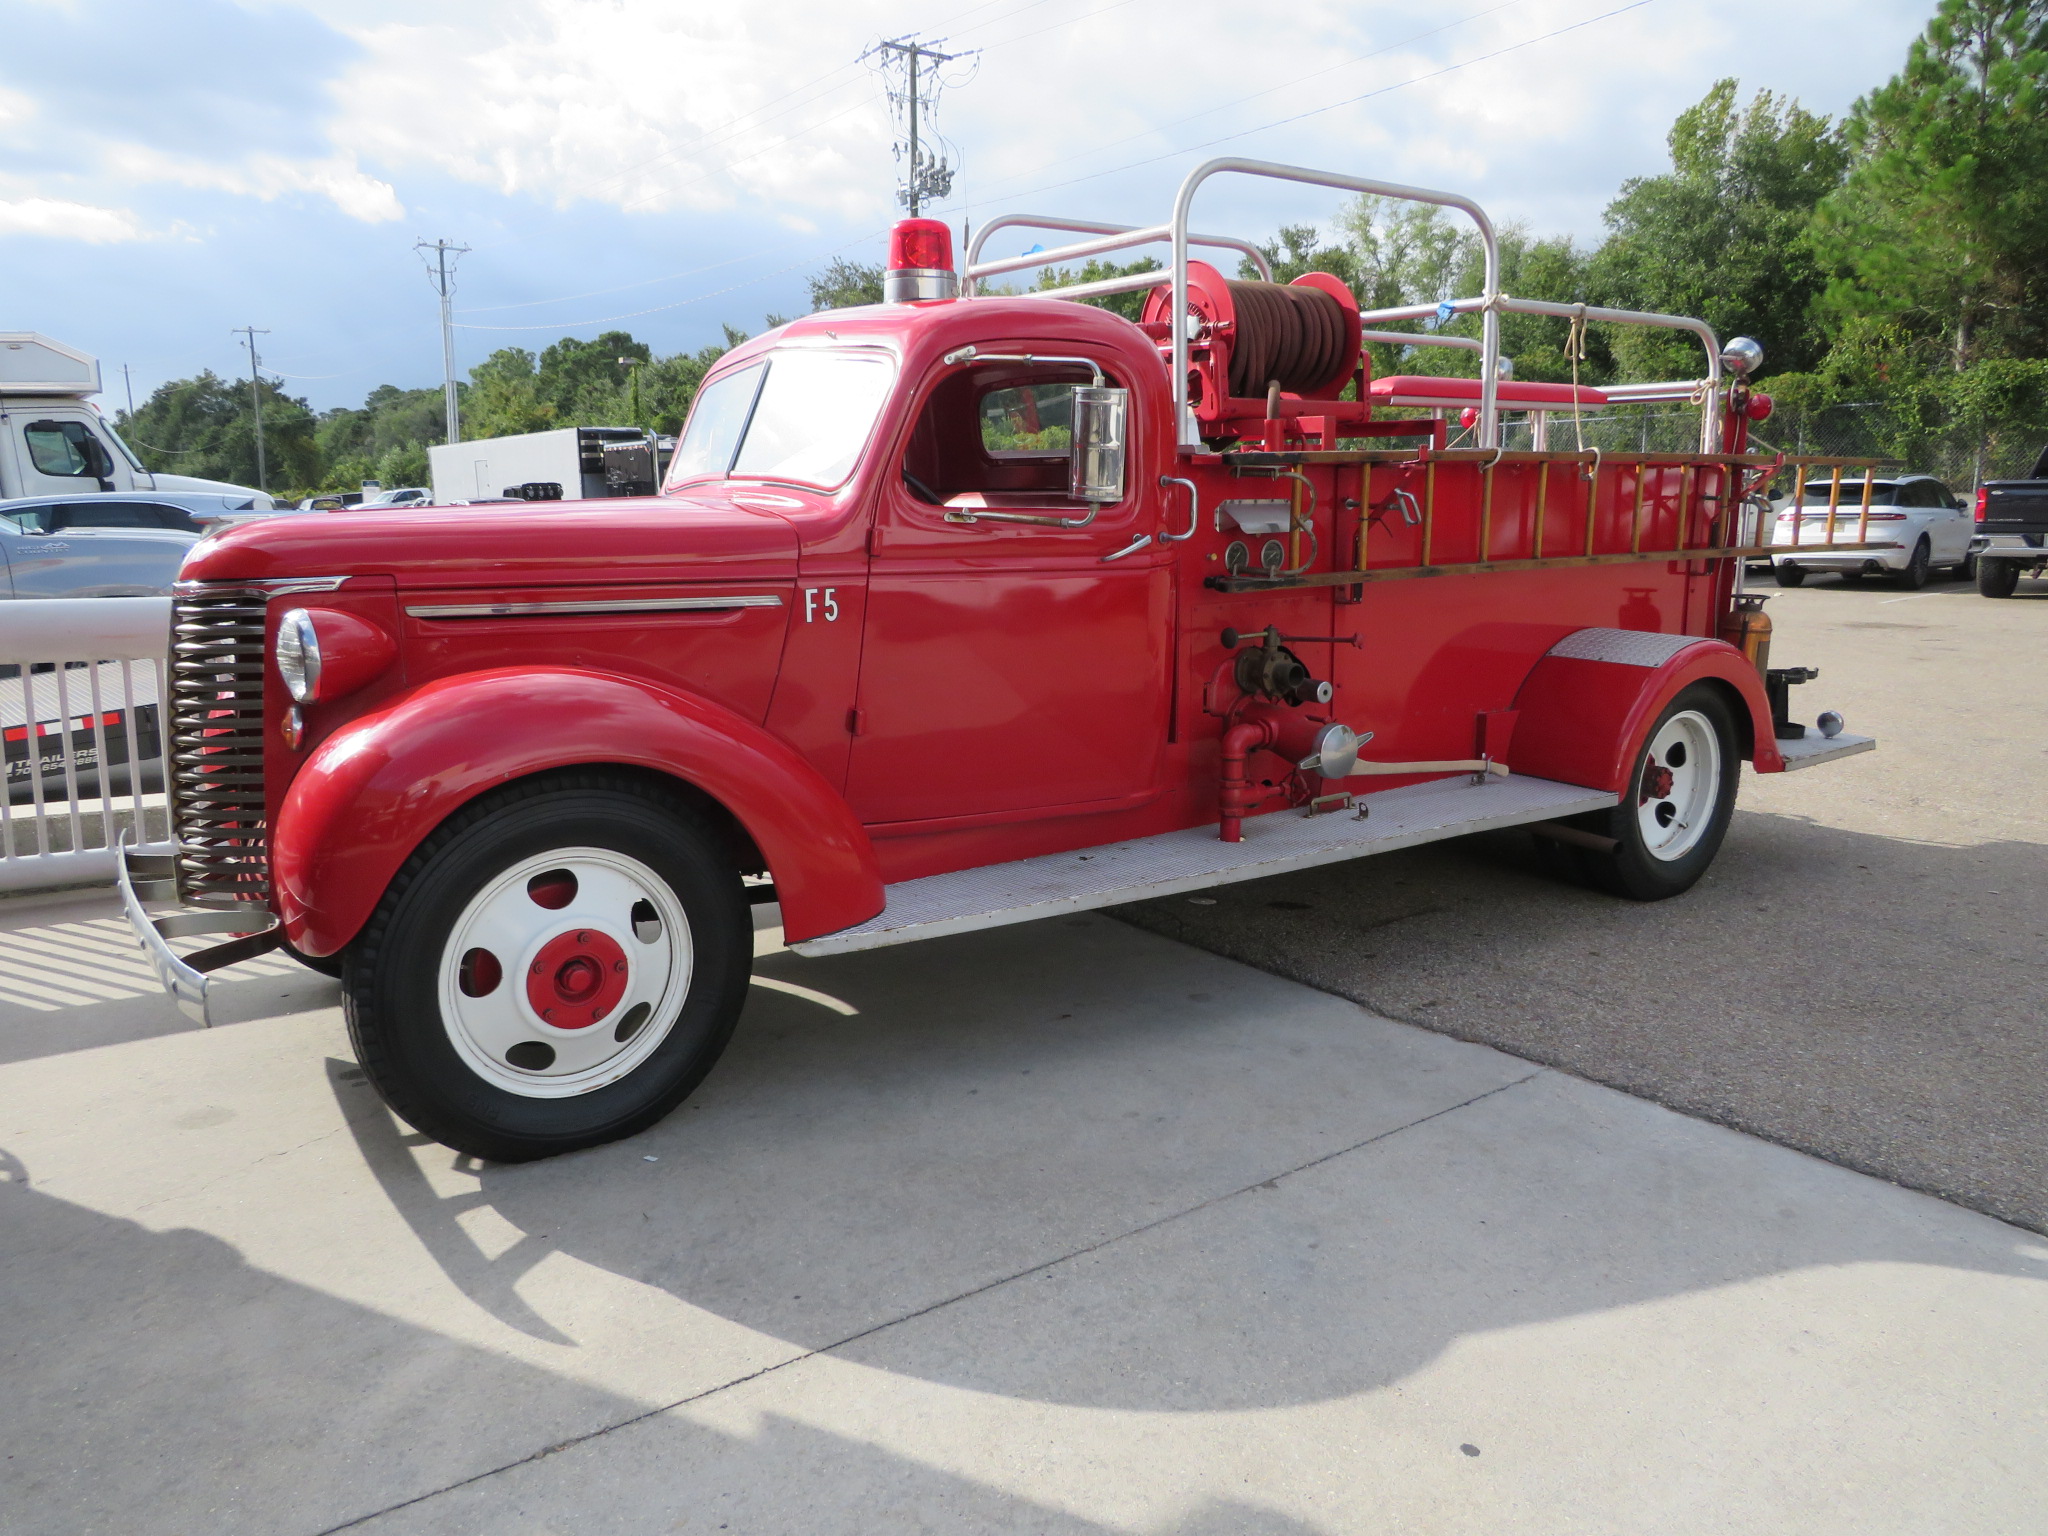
[{"left": 793, "top": 774, "right": 1617, "bottom": 958}]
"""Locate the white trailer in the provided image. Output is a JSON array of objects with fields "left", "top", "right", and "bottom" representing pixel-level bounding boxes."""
[
  {"left": 428, "top": 425, "right": 658, "bottom": 504},
  {"left": 0, "top": 334, "right": 269, "bottom": 505}
]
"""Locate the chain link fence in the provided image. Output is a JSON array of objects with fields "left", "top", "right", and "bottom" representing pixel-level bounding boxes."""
[{"left": 1751, "top": 400, "right": 2042, "bottom": 489}]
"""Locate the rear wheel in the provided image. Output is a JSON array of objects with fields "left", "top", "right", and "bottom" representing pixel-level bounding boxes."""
[
  {"left": 343, "top": 775, "right": 751, "bottom": 1161},
  {"left": 1978, "top": 557, "right": 2020, "bottom": 598},
  {"left": 1772, "top": 562, "right": 1807, "bottom": 587},
  {"left": 1579, "top": 685, "right": 1740, "bottom": 902},
  {"left": 1895, "top": 537, "right": 1931, "bottom": 589}
]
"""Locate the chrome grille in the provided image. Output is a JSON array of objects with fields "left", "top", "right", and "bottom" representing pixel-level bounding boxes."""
[{"left": 169, "top": 583, "right": 270, "bottom": 907}]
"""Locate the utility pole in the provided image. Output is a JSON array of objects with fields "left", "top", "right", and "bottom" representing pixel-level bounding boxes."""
[
  {"left": 120, "top": 363, "right": 135, "bottom": 417},
  {"left": 619, "top": 356, "right": 642, "bottom": 429},
  {"left": 231, "top": 326, "right": 271, "bottom": 492},
  {"left": 867, "top": 37, "right": 970, "bottom": 216},
  {"left": 415, "top": 237, "right": 470, "bottom": 446}
]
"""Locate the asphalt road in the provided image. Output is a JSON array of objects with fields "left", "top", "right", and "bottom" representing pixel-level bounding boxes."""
[{"left": 1117, "top": 566, "right": 2048, "bottom": 1233}]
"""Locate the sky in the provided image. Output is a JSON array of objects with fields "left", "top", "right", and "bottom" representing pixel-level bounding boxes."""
[{"left": 0, "top": 0, "right": 1936, "bottom": 415}]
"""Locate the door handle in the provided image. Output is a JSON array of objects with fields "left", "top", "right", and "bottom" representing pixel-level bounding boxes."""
[
  {"left": 1101, "top": 533, "right": 1154, "bottom": 562},
  {"left": 1158, "top": 476, "right": 1199, "bottom": 541}
]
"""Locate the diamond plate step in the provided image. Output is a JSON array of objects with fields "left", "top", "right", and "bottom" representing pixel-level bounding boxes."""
[
  {"left": 1772, "top": 732, "right": 1875, "bottom": 771},
  {"left": 792, "top": 773, "right": 1618, "bottom": 958}
]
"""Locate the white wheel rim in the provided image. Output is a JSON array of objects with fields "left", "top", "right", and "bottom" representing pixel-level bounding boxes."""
[
  {"left": 1635, "top": 710, "right": 1720, "bottom": 862},
  {"left": 437, "top": 847, "right": 693, "bottom": 1099}
]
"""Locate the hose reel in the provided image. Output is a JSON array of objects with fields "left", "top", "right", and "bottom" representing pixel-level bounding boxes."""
[{"left": 1141, "top": 260, "right": 1361, "bottom": 421}]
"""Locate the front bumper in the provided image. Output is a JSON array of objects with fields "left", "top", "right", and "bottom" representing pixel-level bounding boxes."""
[{"left": 117, "top": 839, "right": 283, "bottom": 1026}]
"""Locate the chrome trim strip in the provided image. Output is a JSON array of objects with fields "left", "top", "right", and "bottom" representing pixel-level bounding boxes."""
[
  {"left": 174, "top": 575, "right": 350, "bottom": 595},
  {"left": 404, "top": 594, "right": 785, "bottom": 620}
]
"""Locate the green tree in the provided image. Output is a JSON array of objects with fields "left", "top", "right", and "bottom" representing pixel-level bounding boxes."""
[
  {"left": 1815, "top": 0, "right": 2048, "bottom": 367},
  {"left": 1591, "top": 79, "right": 1848, "bottom": 379},
  {"left": 463, "top": 348, "right": 557, "bottom": 440},
  {"left": 808, "top": 258, "right": 885, "bottom": 310},
  {"left": 535, "top": 331, "right": 649, "bottom": 426},
  {"left": 1031, "top": 257, "right": 1163, "bottom": 321},
  {"left": 116, "top": 371, "right": 320, "bottom": 493}
]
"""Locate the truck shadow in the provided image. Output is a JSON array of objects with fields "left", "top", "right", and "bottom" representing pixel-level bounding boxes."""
[
  {"left": 5, "top": 1155, "right": 1315, "bottom": 1536},
  {"left": 335, "top": 820, "right": 2048, "bottom": 1413}
]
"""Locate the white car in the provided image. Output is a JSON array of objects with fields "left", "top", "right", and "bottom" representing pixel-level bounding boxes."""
[{"left": 1770, "top": 474, "right": 1973, "bottom": 589}]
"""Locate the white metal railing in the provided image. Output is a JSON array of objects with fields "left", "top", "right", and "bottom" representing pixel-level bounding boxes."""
[
  {"left": 0, "top": 597, "right": 174, "bottom": 892},
  {"left": 963, "top": 214, "right": 1273, "bottom": 298},
  {"left": 974, "top": 157, "right": 1730, "bottom": 454}
]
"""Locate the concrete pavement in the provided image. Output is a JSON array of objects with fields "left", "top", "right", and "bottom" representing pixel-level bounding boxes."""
[{"left": 3, "top": 897, "right": 2046, "bottom": 1533}]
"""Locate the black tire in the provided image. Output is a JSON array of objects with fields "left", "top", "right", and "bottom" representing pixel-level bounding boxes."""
[
  {"left": 281, "top": 938, "right": 345, "bottom": 979},
  {"left": 343, "top": 773, "right": 751, "bottom": 1161},
  {"left": 1978, "top": 557, "right": 2020, "bottom": 598},
  {"left": 1895, "top": 537, "right": 1931, "bottom": 589},
  {"left": 1956, "top": 552, "right": 1976, "bottom": 580},
  {"left": 1579, "top": 684, "right": 1740, "bottom": 902},
  {"left": 1772, "top": 562, "right": 1807, "bottom": 587}
]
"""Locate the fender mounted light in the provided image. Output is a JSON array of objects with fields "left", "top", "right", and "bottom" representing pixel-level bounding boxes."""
[
  {"left": 275, "top": 607, "right": 395, "bottom": 705},
  {"left": 884, "top": 218, "right": 958, "bottom": 303}
]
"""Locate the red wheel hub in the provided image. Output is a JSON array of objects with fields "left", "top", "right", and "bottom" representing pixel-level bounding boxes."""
[
  {"left": 525, "top": 928, "right": 629, "bottom": 1030},
  {"left": 1641, "top": 762, "right": 1675, "bottom": 802}
]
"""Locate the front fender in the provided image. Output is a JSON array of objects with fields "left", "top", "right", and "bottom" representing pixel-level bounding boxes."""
[
  {"left": 273, "top": 668, "right": 883, "bottom": 955},
  {"left": 1509, "top": 629, "right": 1782, "bottom": 792}
]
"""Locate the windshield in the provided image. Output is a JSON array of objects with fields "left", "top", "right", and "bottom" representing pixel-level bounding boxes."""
[{"left": 669, "top": 350, "right": 895, "bottom": 491}]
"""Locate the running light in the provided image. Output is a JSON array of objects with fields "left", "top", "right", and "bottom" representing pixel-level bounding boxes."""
[{"left": 884, "top": 218, "right": 958, "bottom": 303}]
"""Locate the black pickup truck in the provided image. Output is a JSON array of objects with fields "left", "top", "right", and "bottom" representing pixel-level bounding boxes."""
[{"left": 1974, "top": 445, "right": 2048, "bottom": 597}]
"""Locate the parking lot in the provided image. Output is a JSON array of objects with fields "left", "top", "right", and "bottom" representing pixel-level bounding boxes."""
[{"left": 1, "top": 566, "right": 2044, "bottom": 1534}]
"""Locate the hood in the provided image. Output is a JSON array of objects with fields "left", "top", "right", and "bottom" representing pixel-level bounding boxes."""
[
  {"left": 179, "top": 491, "right": 798, "bottom": 590},
  {"left": 152, "top": 472, "right": 273, "bottom": 506}
]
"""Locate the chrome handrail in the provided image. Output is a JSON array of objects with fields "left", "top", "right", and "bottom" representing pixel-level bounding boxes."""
[
  {"left": 963, "top": 214, "right": 1272, "bottom": 296},
  {"left": 1170, "top": 158, "right": 1502, "bottom": 449}
]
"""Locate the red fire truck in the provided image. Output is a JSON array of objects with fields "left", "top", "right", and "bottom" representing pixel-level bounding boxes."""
[{"left": 121, "top": 158, "right": 1875, "bottom": 1161}]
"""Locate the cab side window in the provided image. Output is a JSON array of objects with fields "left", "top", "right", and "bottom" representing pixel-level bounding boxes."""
[
  {"left": 0, "top": 505, "right": 52, "bottom": 533},
  {"left": 902, "top": 363, "right": 1104, "bottom": 505},
  {"left": 23, "top": 421, "right": 103, "bottom": 478},
  {"left": 49, "top": 501, "right": 163, "bottom": 530}
]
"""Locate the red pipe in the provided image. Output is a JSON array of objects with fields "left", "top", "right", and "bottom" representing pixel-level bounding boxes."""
[{"left": 1219, "top": 713, "right": 1284, "bottom": 842}]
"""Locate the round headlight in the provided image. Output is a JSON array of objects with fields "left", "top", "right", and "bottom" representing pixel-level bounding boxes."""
[{"left": 275, "top": 607, "right": 322, "bottom": 703}]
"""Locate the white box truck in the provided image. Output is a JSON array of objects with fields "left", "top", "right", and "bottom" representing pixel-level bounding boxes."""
[
  {"left": 0, "top": 333, "right": 270, "bottom": 505},
  {"left": 428, "top": 425, "right": 662, "bottom": 505}
]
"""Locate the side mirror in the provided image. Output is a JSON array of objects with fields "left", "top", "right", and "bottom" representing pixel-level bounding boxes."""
[
  {"left": 80, "top": 435, "right": 114, "bottom": 480},
  {"left": 1068, "top": 386, "right": 1128, "bottom": 504}
]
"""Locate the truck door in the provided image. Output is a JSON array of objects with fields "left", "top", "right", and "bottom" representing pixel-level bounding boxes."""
[
  {"left": 5, "top": 412, "right": 118, "bottom": 498},
  {"left": 845, "top": 355, "right": 1173, "bottom": 825}
]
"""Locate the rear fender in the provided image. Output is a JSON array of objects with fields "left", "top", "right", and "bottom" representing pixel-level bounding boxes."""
[
  {"left": 1509, "top": 629, "right": 1782, "bottom": 792},
  {"left": 273, "top": 668, "right": 882, "bottom": 955}
]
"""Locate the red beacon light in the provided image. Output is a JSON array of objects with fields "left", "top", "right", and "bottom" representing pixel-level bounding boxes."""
[{"left": 884, "top": 218, "right": 958, "bottom": 303}]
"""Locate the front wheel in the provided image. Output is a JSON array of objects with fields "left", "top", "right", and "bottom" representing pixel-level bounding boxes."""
[
  {"left": 1579, "top": 684, "right": 1741, "bottom": 902},
  {"left": 1978, "top": 558, "right": 2020, "bottom": 598},
  {"left": 343, "top": 775, "right": 752, "bottom": 1161}
]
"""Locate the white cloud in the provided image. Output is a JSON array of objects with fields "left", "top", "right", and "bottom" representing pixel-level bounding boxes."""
[
  {"left": 101, "top": 144, "right": 404, "bottom": 223},
  {"left": 0, "top": 196, "right": 148, "bottom": 242}
]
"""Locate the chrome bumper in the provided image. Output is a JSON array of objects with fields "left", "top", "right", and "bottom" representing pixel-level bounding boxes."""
[{"left": 116, "top": 838, "right": 282, "bottom": 1027}]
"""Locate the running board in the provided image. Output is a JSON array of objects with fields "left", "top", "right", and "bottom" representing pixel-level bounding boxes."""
[{"left": 792, "top": 773, "right": 1617, "bottom": 958}]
